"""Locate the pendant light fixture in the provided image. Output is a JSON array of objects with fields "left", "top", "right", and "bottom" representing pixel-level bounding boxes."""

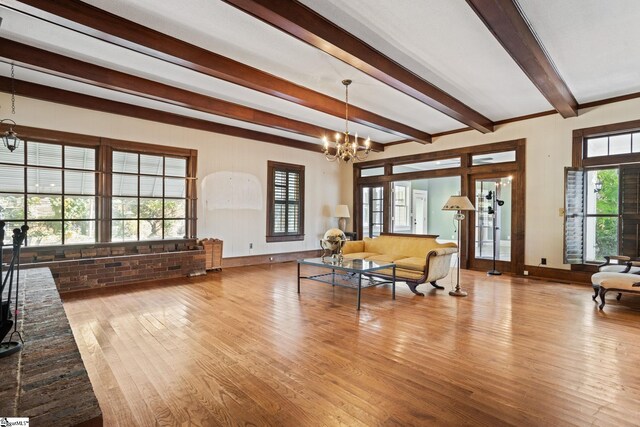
[
  {"left": 322, "top": 79, "right": 371, "bottom": 162},
  {"left": 1, "top": 64, "right": 23, "bottom": 153}
]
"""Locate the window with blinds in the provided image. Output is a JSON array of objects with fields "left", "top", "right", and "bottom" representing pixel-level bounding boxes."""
[
  {"left": 0, "top": 141, "right": 97, "bottom": 246},
  {"left": 267, "top": 161, "right": 304, "bottom": 242}
]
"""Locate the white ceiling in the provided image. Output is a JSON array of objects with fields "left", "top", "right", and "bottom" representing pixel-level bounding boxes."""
[
  {"left": 517, "top": 0, "right": 640, "bottom": 103},
  {"left": 0, "top": 0, "right": 639, "bottom": 150}
]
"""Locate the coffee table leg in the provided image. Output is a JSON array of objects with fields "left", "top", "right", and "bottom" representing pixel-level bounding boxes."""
[
  {"left": 392, "top": 265, "right": 396, "bottom": 300},
  {"left": 332, "top": 268, "right": 335, "bottom": 287},
  {"left": 297, "top": 262, "right": 301, "bottom": 294},
  {"left": 357, "top": 273, "right": 362, "bottom": 310}
]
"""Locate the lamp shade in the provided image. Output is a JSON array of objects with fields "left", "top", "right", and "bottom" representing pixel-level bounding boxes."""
[
  {"left": 442, "top": 196, "right": 475, "bottom": 211},
  {"left": 335, "top": 204, "right": 350, "bottom": 218}
]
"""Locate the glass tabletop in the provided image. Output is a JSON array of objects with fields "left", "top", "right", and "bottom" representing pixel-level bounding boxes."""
[{"left": 297, "top": 257, "right": 394, "bottom": 273}]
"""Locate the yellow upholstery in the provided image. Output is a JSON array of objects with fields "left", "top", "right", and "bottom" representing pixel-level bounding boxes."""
[
  {"left": 343, "top": 240, "right": 364, "bottom": 254},
  {"left": 394, "top": 257, "right": 426, "bottom": 272},
  {"left": 341, "top": 234, "right": 457, "bottom": 292},
  {"left": 342, "top": 252, "right": 378, "bottom": 260},
  {"left": 363, "top": 235, "right": 453, "bottom": 258},
  {"left": 366, "top": 254, "right": 406, "bottom": 263}
]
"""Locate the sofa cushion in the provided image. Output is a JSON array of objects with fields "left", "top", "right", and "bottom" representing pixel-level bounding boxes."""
[
  {"left": 366, "top": 254, "right": 406, "bottom": 263},
  {"left": 342, "top": 252, "right": 378, "bottom": 260},
  {"left": 363, "top": 235, "right": 454, "bottom": 258},
  {"left": 592, "top": 272, "right": 640, "bottom": 290},
  {"left": 394, "top": 257, "right": 426, "bottom": 272}
]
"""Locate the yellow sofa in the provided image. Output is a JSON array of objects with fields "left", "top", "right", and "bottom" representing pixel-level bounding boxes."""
[{"left": 342, "top": 234, "right": 457, "bottom": 296}]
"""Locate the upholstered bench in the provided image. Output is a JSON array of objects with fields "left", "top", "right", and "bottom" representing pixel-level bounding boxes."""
[{"left": 591, "top": 271, "right": 640, "bottom": 309}]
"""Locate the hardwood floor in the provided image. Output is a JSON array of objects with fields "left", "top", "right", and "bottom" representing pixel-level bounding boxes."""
[{"left": 62, "top": 262, "right": 640, "bottom": 426}]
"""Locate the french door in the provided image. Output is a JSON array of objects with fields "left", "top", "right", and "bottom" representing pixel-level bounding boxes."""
[
  {"left": 469, "top": 174, "right": 516, "bottom": 273},
  {"left": 360, "top": 186, "right": 384, "bottom": 238}
]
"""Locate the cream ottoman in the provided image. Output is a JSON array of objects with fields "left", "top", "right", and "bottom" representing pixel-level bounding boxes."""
[{"left": 592, "top": 272, "right": 640, "bottom": 310}]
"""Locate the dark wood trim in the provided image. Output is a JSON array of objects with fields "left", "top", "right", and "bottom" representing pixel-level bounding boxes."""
[
  {"left": 355, "top": 139, "right": 524, "bottom": 170},
  {"left": 13, "top": 0, "right": 430, "bottom": 144},
  {"left": 222, "top": 0, "right": 494, "bottom": 134},
  {"left": 524, "top": 265, "right": 592, "bottom": 285},
  {"left": 432, "top": 127, "right": 473, "bottom": 139},
  {"left": 494, "top": 109, "right": 558, "bottom": 126},
  {"left": 354, "top": 138, "right": 525, "bottom": 273},
  {"left": 579, "top": 91, "right": 640, "bottom": 110},
  {"left": 0, "top": 38, "right": 384, "bottom": 151},
  {"left": 187, "top": 149, "right": 198, "bottom": 239},
  {"left": 222, "top": 249, "right": 321, "bottom": 268},
  {"left": 572, "top": 118, "right": 640, "bottom": 168},
  {"left": 379, "top": 232, "right": 439, "bottom": 239},
  {"left": 466, "top": 0, "right": 577, "bottom": 118},
  {"left": 266, "top": 161, "right": 305, "bottom": 243},
  {"left": 0, "top": 77, "right": 327, "bottom": 153}
]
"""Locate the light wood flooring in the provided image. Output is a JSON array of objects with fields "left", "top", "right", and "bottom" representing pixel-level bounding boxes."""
[{"left": 62, "top": 263, "right": 640, "bottom": 426}]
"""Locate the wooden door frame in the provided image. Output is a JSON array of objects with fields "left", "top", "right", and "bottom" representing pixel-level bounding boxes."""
[
  {"left": 468, "top": 174, "right": 516, "bottom": 273},
  {"left": 353, "top": 139, "right": 525, "bottom": 272}
]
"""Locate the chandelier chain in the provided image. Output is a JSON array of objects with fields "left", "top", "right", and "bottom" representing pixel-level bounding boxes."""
[
  {"left": 345, "top": 83, "right": 349, "bottom": 137},
  {"left": 10, "top": 64, "right": 16, "bottom": 115}
]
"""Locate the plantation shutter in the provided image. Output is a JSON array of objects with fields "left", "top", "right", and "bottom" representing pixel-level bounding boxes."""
[
  {"left": 564, "top": 167, "right": 585, "bottom": 264},
  {"left": 620, "top": 164, "right": 640, "bottom": 258},
  {"left": 272, "top": 169, "right": 300, "bottom": 234}
]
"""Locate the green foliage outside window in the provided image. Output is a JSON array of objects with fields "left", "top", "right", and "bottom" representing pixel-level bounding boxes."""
[{"left": 594, "top": 169, "right": 619, "bottom": 260}]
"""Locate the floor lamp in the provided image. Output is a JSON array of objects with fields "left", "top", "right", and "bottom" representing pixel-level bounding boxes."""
[{"left": 442, "top": 196, "right": 475, "bottom": 297}]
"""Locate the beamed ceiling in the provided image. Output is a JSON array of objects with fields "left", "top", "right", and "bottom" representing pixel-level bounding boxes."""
[{"left": 0, "top": 0, "right": 639, "bottom": 152}]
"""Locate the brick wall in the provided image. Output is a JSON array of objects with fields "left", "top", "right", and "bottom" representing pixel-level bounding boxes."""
[{"left": 2, "top": 240, "right": 206, "bottom": 293}]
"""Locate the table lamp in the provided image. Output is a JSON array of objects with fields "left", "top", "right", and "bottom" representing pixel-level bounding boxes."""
[{"left": 335, "top": 205, "right": 350, "bottom": 232}]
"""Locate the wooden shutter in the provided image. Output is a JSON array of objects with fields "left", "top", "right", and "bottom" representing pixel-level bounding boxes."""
[
  {"left": 564, "top": 167, "right": 585, "bottom": 264},
  {"left": 620, "top": 164, "right": 640, "bottom": 257}
]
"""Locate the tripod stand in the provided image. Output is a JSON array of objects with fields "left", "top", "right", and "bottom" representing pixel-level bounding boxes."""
[
  {"left": 0, "top": 222, "right": 29, "bottom": 358},
  {"left": 485, "top": 190, "right": 504, "bottom": 276}
]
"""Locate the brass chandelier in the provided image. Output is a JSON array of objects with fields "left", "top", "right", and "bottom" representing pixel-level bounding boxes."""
[{"left": 322, "top": 79, "right": 371, "bottom": 162}]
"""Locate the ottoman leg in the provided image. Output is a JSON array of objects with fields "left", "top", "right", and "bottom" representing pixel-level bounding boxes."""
[
  {"left": 599, "top": 287, "right": 608, "bottom": 310},
  {"left": 592, "top": 285, "right": 599, "bottom": 301}
]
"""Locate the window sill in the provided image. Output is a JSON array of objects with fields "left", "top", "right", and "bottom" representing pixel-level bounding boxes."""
[{"left": 266, "top": 235, "right": 305, "bottom": 243}]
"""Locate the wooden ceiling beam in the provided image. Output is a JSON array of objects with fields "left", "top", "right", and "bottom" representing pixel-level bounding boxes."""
[
  {"left": 222, "top": 0, "right": 494, "bottom": 134},
  {"left": 0, "top": 37, "right": 383, "bottom": 152},
  {"left": 0, "top": 76, "right": 327, "bottom": 153},
  {"left": 10, "top": 0, "right": 429, "bottom": 144},
  {"left": 466, "top": 0, "right": 578, "bottom": 118}
]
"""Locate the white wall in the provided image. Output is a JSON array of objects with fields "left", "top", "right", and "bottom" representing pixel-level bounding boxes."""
[
  {"left": 353, "top": 97, "right": 640, "bottom": 270},
  {"left": 5, "top": 93, "right": 640, "bottom": 266},
  {"left": 0, "top": 94, "right": 345, "bottom": 257}
]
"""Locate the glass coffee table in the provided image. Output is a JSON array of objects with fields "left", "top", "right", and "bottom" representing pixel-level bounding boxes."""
[{"left": 297, "top": 257, "right": 396, "bottom": 310}]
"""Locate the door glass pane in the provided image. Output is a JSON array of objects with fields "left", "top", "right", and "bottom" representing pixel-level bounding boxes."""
[
  {"left": 609, "top": 134, "right": 631, "bottom": 155},
  {"left": 392, "top": 182, "right": 411, "bottom": 233},
  {"left": 587, "top": 137, "right": 608, "bottom": 157},
  {"left": 362, "top": 186, "right": 384, "bottom": 238},
  {"left": 392, "top": 158, "right": 460, "bottom": 173},
  {"left": 585, "top": 217, "right": 618, "bottom": 263},
  {"left": 586, "top": 169, "right": 618, "bottom": 215},
  {"left": 475, "top": 177, "right": 512, "bottom": 261},
  {"left": 472, "top": 151, "right": 516, "bottom": 165}
]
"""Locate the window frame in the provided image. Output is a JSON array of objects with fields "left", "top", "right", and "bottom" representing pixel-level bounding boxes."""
[
  {"left": 0, "top": 124, "right": 197, "bottom": 247},
  {"left": 266, "top": 160, "right": 305, "bottom": 243},
  {"left": 110, "top": 150, "right": 189, "bottom": 242},
  {"left": 569, "top": 119, "right": 640, "bottom": 267},
  {"left": 0, "top": 140, "right": 99, "bottom": 246}
]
